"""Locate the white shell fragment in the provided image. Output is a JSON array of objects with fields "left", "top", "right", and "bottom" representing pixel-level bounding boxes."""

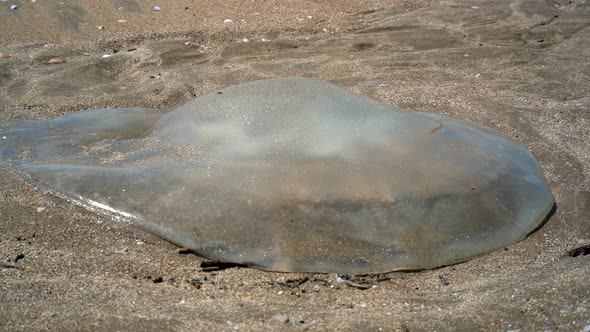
[{"left": 0, "top": 78, "right": 554, "bottom": 273}]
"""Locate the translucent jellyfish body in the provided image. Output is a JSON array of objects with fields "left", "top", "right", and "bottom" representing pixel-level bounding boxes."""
[{"left": 0, "top": 78, "right": 554, "bottom": 273}]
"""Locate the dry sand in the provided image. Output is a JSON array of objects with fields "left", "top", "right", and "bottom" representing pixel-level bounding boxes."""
[{"left": 1, "top": 0, "right": 589, "bottom": 331}]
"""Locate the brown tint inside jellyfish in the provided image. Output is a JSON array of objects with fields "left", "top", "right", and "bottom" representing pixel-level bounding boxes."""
[{"left": 0, "top": 77, "right": 554, "bottom": 273}]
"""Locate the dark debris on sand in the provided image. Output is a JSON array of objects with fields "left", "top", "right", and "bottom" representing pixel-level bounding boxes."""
[{"left": 569, "top": 244, "right": 590, "bottom": 257}]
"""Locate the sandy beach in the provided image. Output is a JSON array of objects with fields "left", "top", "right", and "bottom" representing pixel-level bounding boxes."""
[{"left": 1, "top": 0, "right": 589, "bottom": 330}]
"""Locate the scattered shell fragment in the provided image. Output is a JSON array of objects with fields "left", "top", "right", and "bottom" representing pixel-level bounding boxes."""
[
  {"left": 10, "top": 4, "right": 17, "bottom": 10},
  {"left": 153, "top": 6, "right": 161, "bottom": 11},
  {"left": 102, "top": 54, "right": 112, "bottom": 58},
  {"left": 223, "top": 19, "right": 233, "bottom": 23},
  {"left": 117, "top": 19, "right": 128, "bottom": 23},
  {"left": 36, "top": 207, "right": 46, "bottom": 212},
  {"left": 47, "top": 57, "right": 66, "bottom": 64}
]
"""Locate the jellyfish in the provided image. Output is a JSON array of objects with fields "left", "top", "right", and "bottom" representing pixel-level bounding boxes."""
[{"left": 0, "top": 77, "right": 554, "bottom": 273}]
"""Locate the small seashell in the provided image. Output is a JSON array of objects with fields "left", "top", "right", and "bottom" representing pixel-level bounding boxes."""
[
  {"left": 47, "top": 57, "right": 66, "bottom": 64},
  {"left": 153, "top": 6, "right": 161, "bottom": 11},
  {"left": 223, "top": 19, "right": 233, "bottom": 24}
]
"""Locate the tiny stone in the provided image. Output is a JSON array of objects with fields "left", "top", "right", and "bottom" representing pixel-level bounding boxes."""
[
  {"left": 438, "top": 275, "right": 450, "bottom": 286},
  {"left": 242, "top": 38, "right": 249, "bottom": 43},
  {"left": 272, "top": 314, "right": 290, "bottom": 324},
  {"left": 14, "top": 254, "right": 25, "bottom": 263},
  {"left": 189, "top": 278, "right": 202, "bottom": 288},
  {"left": 97, "top": 26, "right": 104, "bottom": 30},
  {"left": 153, "top": 277, "right": 164, "bottom": 283}
]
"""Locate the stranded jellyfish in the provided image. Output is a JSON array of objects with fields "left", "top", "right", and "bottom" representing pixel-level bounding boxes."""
[{"left": 0, "top": 78, "right": 554, "bottom": 273}]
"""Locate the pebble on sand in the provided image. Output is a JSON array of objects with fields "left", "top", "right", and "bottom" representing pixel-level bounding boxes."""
[
  {"left": 10, "top": 4, "right": 17, "bottom": 10},
  {"left": 153, "top": 6, "right": 161, "bottom": 11},
  {"left": 47, "top": 57, "right": 66, "bottom": 64},
  {"left": 272, "top": 314, "right": 290, "bottom": 324}
]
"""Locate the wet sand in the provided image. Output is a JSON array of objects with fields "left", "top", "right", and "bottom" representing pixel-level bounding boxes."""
[{"left": 1, "top": 0, "right": 589, "bottom": 330}]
